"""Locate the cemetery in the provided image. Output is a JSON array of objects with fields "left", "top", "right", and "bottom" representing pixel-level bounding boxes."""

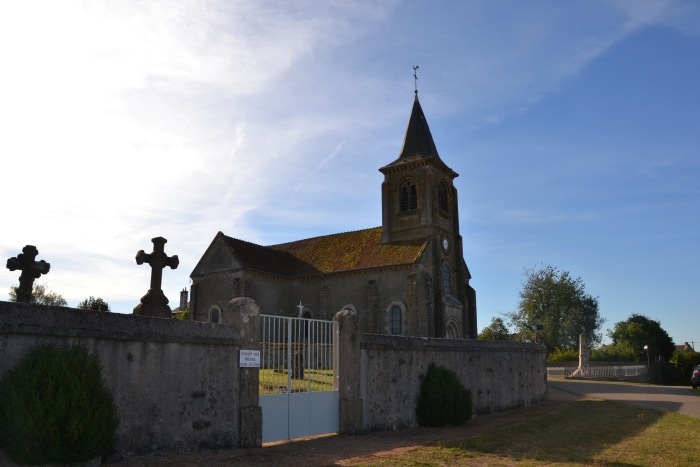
[{"left": 0, "top": 242, "right": 546, "bottom": 460}]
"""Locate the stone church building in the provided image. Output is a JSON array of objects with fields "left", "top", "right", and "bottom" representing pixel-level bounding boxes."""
[{"left": 190, "top": 95, "right": 477, "bottom": 339}]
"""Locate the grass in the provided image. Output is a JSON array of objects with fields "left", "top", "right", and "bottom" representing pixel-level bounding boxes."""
[
  {"left": 259, "top": 368, "right": 335, "bottom": 395},
  {"left": 353, "top": 400, "right": 700, "bottom": 466}
]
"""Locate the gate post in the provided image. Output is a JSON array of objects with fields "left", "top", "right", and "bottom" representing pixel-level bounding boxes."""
[
  {"left": 333, "top": 308, "right": 363, "bottom": 434},
  {"left": 226, "top": 297, "right": 262, "bottom": 448}
]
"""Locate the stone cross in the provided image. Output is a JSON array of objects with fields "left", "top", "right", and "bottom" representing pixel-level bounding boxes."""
[
  {"left": 133, "top": 237, "right": 179, "bottom": 318},
  {"left": 6, "top": 245, "right": 50, "bottom": 303},
  {"left": 297, "top": 300, "right": 304, "bottom": 318}
]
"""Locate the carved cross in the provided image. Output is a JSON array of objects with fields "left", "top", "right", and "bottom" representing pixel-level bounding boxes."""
[
  {"left": 297, "top": 300, "right": 304, "bottom": 318},
  {"left": 136, "top": 237, "right": 179, "bottom": 291},
  {"left": 134, "top": 237, "right": 179, "bottom": 318},
  {"left": 6, "top": 245, "right": 50, "bottom": 303}
]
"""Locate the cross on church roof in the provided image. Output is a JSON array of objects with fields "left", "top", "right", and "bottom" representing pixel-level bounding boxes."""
[
  {"left": 413, "top": 65, "right": 419, "bottom": 96},
  {"left": 6, "top": 245, "right": 50, "bottom": 303}
]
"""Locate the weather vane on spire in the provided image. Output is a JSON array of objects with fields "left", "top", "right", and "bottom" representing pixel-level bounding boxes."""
[{"left": 413, "top": 65, "right": 420, "bottom": 96}]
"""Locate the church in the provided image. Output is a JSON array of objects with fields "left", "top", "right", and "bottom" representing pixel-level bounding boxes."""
[{"left": 189, "top": 94, "right": 477, "bottom": 339}]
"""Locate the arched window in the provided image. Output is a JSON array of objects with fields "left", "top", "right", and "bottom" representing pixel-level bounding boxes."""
[
  {"left": 442, "top": 263, "right": 451, "bottom": 295},
  {"left": 391, "top": 305, "right": 402, "bottom": 335},
  {"left": 400, "top": 180, "right": 418, "bottom": 212},
  {"left": 438, "top": 182, "right": 448, "bottom": 213},
  {"left": 209, "top": 305, "right": 220, "bottom": 324},
  {"left": 446, "top": 321, "right": 461, "bottom": 339}
]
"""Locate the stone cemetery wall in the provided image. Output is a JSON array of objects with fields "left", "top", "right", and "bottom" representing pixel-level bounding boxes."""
[
  {"left": 0, "top": 302, "right": 257, "bottom": 454},
  {"left": 359, "top": 334, "right": 547, "bottom": 431}
]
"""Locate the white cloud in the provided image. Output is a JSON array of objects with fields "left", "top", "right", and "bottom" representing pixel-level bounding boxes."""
[
  {"left": 0, "top": 0, "right": 399, "bottom": 304},
  {"left": 0, "top": 0, "right": 696, "bottom": 314}
]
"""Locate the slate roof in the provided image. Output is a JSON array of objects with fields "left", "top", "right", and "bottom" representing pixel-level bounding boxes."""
[
  {"left": 380, "top": 95, "right": 457, "bottom": 177},
  {"left": 221, "top": 227, "right": 428, "bottom": 277},
  {"left": 398, "top": 94, "right": 441, "bottom": 160}
]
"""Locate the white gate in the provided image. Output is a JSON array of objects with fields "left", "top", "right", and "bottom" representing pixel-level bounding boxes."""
[{"left": 259, "top": 315, "right": 339, "bottom": 443}]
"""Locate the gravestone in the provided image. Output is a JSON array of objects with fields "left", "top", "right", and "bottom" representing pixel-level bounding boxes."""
[
  {"left": 133, "top": 237, "right": 179, "bottom": 318},
  {"left": 6, "top": 245, "right": 50, "bottom": 303}
]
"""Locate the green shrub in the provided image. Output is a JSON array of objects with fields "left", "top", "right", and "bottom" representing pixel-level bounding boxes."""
[
  {"left": 547, "top": 348, "right": 579, "bottom": 362},
  {"left": 0, "top": 343, "right": 119, "bottom": 464},
  {"left": 669, "top": 350, "right": 700, "bottom": 385},
  {"left": 416, "top": 363, "right": 472, "bottom": 426},
  {"left": 590, "top": 343, "right": 638, "bottom": 362}
]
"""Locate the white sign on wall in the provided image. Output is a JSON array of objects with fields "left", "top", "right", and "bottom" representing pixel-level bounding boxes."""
[{"left": 240, "top": 349, "right": 261, "bottom": 368}]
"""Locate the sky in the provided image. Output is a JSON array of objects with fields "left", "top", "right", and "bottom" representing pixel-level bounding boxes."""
[{"left": 1, "top": 0, "right": 698, "bottom": 347}]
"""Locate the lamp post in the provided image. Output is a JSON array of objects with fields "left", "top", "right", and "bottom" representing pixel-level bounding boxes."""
[{"left": 643, "top": 345, "right": 650, "bottom": 369}]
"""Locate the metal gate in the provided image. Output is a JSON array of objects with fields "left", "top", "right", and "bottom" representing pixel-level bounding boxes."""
[{"left": 259, "top": 315, "right": 339, "bottom": 443}]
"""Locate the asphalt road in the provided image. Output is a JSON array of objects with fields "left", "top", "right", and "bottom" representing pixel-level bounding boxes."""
[{"left": 549, "top": 378, "right": 700, "bottom": 418}]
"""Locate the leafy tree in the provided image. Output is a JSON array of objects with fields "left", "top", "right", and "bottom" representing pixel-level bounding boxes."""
[
  {"left": 589, "top": 343, "right": 637, "bottom": 362},
  {"left": 547, "top": 348, "right": 579, "bottom": 362},
  {"left": 173, "top": 308, "right": 190, "bottom": 320},
  {"left": 8, "top": 283, "right": 67, "bottom": 307},
  {"left": 669, "top": 350, "right": 700, "bottom": 385},
  {"left": 78, "top": 296, "right": 110, "bottom": 312},
  {"left": 608, "top": 314, "right": 675, "bottom": 361},
  {"left": 478, "top": 317, "right": 510, "bottom": 341},
  {"left": 508, "top": 265, "right": 604, "bottom": 354}
]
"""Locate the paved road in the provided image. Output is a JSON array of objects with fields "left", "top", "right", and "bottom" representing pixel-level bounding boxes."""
[{"left": 549, "top": 378, "right": 700, "bottom": 418}]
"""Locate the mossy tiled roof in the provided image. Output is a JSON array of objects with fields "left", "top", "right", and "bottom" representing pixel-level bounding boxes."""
[{"left": 222, "top": 227, "right": 427, "bottom": 277}]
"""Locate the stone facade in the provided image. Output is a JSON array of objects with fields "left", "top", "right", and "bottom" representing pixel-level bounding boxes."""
[{"left": 190, "top": 95, "right": 477, "bottom": 339}]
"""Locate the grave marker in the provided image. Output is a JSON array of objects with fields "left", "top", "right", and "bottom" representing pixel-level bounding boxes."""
[
  {"left": 6, "top": 245, "right": 50, "bottom": 303},
  {"left": 133, "top": 237, "right": 179, "bottom": 318}
]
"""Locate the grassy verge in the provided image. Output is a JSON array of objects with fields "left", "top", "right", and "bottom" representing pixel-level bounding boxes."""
[{"left": 355, "top": 400, "right": 700, "bottom": 466}]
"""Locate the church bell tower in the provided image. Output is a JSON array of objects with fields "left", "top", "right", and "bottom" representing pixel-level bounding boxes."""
[
  {"left": 379, "top": 94, "right": 460, "bottom": 246},
  {"left": 379, "top": 93, "right": 476, "bottom": 339}
]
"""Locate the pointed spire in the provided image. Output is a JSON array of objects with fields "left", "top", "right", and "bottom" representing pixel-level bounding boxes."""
[{"left": 398, "top": 94, "right": 440, "bottom": 161}]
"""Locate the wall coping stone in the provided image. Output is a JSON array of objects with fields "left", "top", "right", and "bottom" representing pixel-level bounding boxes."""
[
  {"left": 0, "top": 301, "right": 241, "bottom": 345},
  {"left": 361, "top": 333, "right": 545, "bottom": 354}
]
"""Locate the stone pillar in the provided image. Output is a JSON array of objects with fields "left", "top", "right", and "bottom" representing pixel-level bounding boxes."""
[
  {"left": 578, "top": 333, "right": 589, "bottom": 369},
  {"left": 571, "top": 333, "right": 590, "bottom": 378},
  {"left": 333, "top": 308, "right": 363, "bottom": 434},
  {"left": 225, "top": 297, "right": 262, "bottom": 448}
]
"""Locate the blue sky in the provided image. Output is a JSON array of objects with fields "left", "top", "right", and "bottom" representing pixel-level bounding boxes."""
[{"left": 1, "top": 1, "right": 698, "bottom": 346}]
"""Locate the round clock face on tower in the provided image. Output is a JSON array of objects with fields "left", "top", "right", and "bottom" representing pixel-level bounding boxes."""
[{"left": 442, "top": 237, "right": 449, "bottom": 252}]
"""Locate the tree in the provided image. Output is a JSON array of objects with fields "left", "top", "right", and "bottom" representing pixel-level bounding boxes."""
[
  {"left": 478, "top": 317, "right": 510, "bottom": 341},
  {"left": 508, "top": 265, "right": 604, "bottom": 354},
  {"left": 8, "top": 283, "right": 67, "bottom": 307},
  {"left": 77, "top": 296, "right": 110, "bottom": 312},
  {"left": 608, "top": 314, "right": 675, "bottom": 362},
  {"left": 173, "top": 308, "right": 190, "bottom": 320}
]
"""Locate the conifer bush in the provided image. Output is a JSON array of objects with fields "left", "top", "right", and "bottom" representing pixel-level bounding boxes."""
[
  {"left": 0, "top": 343, "right": 119, "bottom": 464},
  {"left": 416, "top": 363, "right": 472, "bottom": 426}
]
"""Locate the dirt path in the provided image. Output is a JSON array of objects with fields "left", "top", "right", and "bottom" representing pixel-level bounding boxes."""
[{"left": 120, "top": 388, "right": 584, "bottom": 466}]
